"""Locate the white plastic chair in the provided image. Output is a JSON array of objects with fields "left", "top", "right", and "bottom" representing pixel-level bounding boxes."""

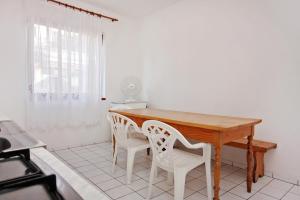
[
  {"left": 142, "top": 120, "right": 212, "bottom": 200},
  {"left": 107, "top": 112, "right": 150, "bottom": 184},
  {"left": 109, "top": 105, "right": 147, "bottom": 140}
]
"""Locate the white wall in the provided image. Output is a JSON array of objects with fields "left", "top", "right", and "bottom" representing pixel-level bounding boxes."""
[
  {"left": 0, "top": 1, "right": 27, "bottom": 126},
  {"left": 141, "top": 0, "right": 300, "bottom": 184},
  {"left": 0, "top": 0, "right": 142, "bottom": 149},
  {"left": 1, "top": 0, "right": 299, "bottom": 183}
]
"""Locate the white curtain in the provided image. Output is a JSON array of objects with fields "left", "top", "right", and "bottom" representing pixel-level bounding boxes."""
[{"left": 25, "top": 0, "right": 106, "bottom": 132}]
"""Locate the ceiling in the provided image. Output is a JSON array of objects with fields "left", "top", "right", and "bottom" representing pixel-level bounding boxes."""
[{"left": 83, "top": 0, "right": 182, "bottom": 18}]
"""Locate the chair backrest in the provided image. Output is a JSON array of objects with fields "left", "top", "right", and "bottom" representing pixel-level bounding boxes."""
[
  {"left": 142, "top": 120, "right": 182, "bottom": 170},
  {"left": 107, "top": 112, "right": 140, "bottom": 147}
]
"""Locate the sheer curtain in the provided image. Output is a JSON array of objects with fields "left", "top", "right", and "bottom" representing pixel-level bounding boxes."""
[{"left": 25, "top": 0, "right": 106, "bottom": 132}]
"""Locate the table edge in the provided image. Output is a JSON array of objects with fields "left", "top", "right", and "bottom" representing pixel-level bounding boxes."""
[{"left": 109, "top": 109, "right": 262, "bottom": 131}]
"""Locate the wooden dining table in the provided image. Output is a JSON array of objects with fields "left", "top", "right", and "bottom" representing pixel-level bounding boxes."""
[{"left": 111, "top": 108, "right": 262, "bottom": 200}]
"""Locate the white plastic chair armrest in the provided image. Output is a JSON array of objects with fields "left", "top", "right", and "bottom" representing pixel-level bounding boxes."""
[
  {"left": 187, "top": 142, "right": 207, "bottom": 149},
  {"left": 131, "top": 124, "right": 142, "bottom": 134},
  {"left": 176, "top": 133, "right": 207, "bottom": 149}
]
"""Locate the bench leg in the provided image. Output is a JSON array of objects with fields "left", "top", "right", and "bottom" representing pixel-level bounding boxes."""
[{"left": 253, "top": 151, "right": 264, "bottom": 183}]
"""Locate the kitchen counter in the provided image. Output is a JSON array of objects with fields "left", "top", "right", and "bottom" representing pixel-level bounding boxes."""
[
  {"left": 0, "top": 120, "right": 46, "bottom": 151},
  {"left": 31, "top": 147, "right": 110, "bottom": 200},
  {"left": 0, "top": 118, "right": 109, "bottom": 199}
]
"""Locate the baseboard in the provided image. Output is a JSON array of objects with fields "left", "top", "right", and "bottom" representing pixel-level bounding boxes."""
[
  {"left": 50, "top": 140, "right": 110, "bottom": 151},
  {"left": 224, "top": 158, "right": 299, "bottom": 185}
]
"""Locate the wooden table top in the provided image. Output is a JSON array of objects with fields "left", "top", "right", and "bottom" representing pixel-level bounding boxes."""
[{"left": 111, "top": 108, "right": 262, "bottom": 131}]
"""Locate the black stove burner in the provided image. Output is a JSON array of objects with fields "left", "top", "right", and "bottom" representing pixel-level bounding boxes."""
[
  {"left": 0, "top": 121, "right": 83, "bottom": 200},
  {"left": 0, "top": 149, "right": 66, "bottom": 200},
  {"left": 0, "top": 137, "right": 11, "bottom": 152},
  {"left": 0, "top": 149, "right": 42, "bottom": 186},
  {"left": 0, "top": 175, "right": 64, "bottom": 200}
]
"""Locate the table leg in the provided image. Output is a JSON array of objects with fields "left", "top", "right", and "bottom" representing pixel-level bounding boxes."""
[
  {"left": 247, "top": 130, "right": 254, "bottom": 192},
  {"left": 213, "top": 145, "right": 222, "bottom": 200}
]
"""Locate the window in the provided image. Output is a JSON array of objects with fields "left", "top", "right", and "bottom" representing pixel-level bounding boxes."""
[
  {"left": 25, "top": 2, "right": 107, "bottom": 131},
  {"left": 31, "top": 24, "right": 105, "bottom": 101}
]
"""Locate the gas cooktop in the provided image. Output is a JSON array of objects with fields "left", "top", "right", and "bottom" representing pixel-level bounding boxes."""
[{"left": 0, "top": 121, "right": 83, "bottom": 200}]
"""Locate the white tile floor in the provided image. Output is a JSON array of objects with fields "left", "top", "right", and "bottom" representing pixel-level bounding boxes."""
[{"left": 52, "top": 142, "right": 300, "bottom": 200}]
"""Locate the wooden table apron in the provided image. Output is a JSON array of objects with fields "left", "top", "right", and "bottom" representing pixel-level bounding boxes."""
[{"left": 111, "top": 110, "right": 260, "bottom": 200}]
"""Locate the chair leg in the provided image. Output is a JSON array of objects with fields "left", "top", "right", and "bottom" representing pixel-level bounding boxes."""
[
  {"left": 174, "top": 169, "right": 186, "bottom": 200},
  {"left": 112, "top": 145, "right": 118, "bottom": 173},
  {"left": 127, "top": 150, "right": 136, "bottom": 184},
  {"left": 205, "top": 160, "right": 212, "bottom": 200},
  {"left": 204, "top": 144, "right": 212, "bottom": 200},
  {"left": 167, "top": 172, "right": 173, "bottom": 185},
  {"left": 154, "top": 167, "right": 158, "bottom": 178},
  {"left": 147, "top": 161, "right": 156, "bottom": 200}
]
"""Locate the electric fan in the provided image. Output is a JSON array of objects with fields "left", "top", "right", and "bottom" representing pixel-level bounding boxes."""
[{"left": 121, "top": 76, "right": 142, "bottom": 102}]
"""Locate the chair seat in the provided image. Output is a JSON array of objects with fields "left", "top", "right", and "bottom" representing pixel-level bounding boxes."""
[
  {"left": 157, "top": 148, "right": 205, "bottom": 171},
  {"left": 173, "top": 149, "right": 205, "bottom": 168},
  {"left": 127, "top": 138, "right": 150, "bottom": 150},
  {"left": 128, "top": 130, "right": 147, "bottom": 140}
]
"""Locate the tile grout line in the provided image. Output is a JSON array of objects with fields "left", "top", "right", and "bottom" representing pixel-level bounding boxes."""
[
  {"left": 228, "top": 192, "right": 248, "bottom": 200},
  {"left": 254, "top": 179, "right": 282, "bottom": 200},
  {"left": 55, "top": 143, "right": 299, "bottom": 200},
  {"left": 53, "top": 147, "right": 113, "bottom": 198},
  {"left": 68, "top": 145, "right": 132, "bottom": 198},
  {"left": 252, "top": 176, "right": 298, "bottom": 200},
  {"left": 60, "top": 146, "right": 246, "bottom": 200},
  {"left": 279, "top": 183, "right": 295, "bottom": 200},
  {"left": 56, "top": 145, "right": 116, "bottom": 196},
  {"left": 66, "top": 145, "right": 153, "bottom": 199},
  {"left": 227, "top": 181, "right": 257, "bottom": 200},
  {"left": 52, "top": 141, "right": 112, "bottom": 152},
  {"left": 95, "top": 147, "right": 177, "bottom": 199},
  {"left": 229, "top": 173, "right": 274, "bottom": 199}
]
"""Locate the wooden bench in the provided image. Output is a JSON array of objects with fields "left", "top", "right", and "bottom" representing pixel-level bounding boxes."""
[{"left": 227, "top": 139, "right": 277, "bottom": 183}]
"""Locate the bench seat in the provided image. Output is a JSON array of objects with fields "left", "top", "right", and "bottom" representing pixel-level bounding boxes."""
[{"left": 227, "top": 139, "right": 277, "bottom": 182}]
